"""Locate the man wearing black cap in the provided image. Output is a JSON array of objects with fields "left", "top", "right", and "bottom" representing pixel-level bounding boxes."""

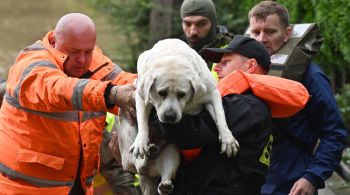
[
  {"left": 150, "top": 35, "right": 273, "bottom": 195},
  {"left": 180, "top": 0, "right": 233, "bottom": 70},
  {"left": 204, "top": 35, "right": 271, "bottom": 79}
]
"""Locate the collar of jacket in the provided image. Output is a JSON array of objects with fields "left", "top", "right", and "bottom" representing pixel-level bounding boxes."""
[
  {"left": 217, "top": 70, "right": 250, "bottom": 97},
  {"left": 41, "top": 31, "right": 68, "bottom": 70}
]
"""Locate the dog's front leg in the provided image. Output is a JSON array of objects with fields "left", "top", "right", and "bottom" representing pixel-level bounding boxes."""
[
  {"left": 205, "top": 90, "right": 239, "bottom": 157},
  {"left": 129, "top": 92, "right": 153, "bottom": 158}
]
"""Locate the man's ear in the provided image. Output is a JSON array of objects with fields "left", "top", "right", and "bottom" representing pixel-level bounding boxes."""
[
  {"left": 284, "top": 26, "right": 293, "bottom": 43},
  {"left": 49, "top": 35, "right": 55, "bottom": 47},
  {"left": 246, "top": 58, "right": 258, "bottom": 74}
]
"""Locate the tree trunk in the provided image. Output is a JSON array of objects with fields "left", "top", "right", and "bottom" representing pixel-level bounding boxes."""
[{"left": 148, "top": 0, "right": 174, "bottom": 47}]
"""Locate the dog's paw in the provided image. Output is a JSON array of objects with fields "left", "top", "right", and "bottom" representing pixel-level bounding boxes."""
[
  {"left": 146, "top": 143, "right": 160, "bottom": 159},
  {"left": 158, "top": 180, "right": 174, "bottom": 195},
  {"left": 219, "top": 129, "right": 240, "bottom": 158},
  {"left": 129, "top": 136, "right": 149, "bottom": 159}
]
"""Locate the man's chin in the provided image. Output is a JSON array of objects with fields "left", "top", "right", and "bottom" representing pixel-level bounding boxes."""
[
  {"left": 188, "top": 38, "right": 201, "bottom": 45},
  {"left": 68, "top": 70, "right": 86, "bottom": 78},
  {"left": 265, "top": 48, "right": 274, "bottom": 56}
]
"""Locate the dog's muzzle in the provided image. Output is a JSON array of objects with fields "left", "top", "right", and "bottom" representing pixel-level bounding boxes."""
[{"left": 162, "top": 110, "right": 178, "bottom": 124}]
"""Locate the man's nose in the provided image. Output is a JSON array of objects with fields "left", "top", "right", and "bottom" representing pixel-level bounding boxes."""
[
  {"left": 213, "top": 64, "right": 221, "bottom": 73},
  {"left": 76, "top": 53, "right": 86, "bottom": 64},
  {"left": 256, "top": 32, "right": 267, "bottom": 42},
  {"left": 189, "top": 25, "right": 198, "bottom": 36}
]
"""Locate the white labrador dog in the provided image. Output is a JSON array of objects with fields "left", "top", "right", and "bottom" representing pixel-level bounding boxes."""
[{"left": 117, "top": 38, "right": 239, "bottom": 195}]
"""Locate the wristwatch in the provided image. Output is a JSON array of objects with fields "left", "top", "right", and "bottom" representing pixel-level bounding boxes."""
[{"left": 110, "top": 85, "right": 119, "bottom": 105}]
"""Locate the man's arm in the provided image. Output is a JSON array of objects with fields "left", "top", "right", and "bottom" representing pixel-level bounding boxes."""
[{"left": 300, "top": 64, "right": 347, "bottom": 188}]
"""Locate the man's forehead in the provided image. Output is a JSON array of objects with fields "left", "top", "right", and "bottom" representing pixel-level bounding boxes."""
[
  {"left": 182, "top": 15, "right": 210, "bottom": 23},
  {"left": 221, "top": 52, "right": 239, "bottom": 59},
  {"left": 250, "top": 14, "right": 283, "bottom": 26}
]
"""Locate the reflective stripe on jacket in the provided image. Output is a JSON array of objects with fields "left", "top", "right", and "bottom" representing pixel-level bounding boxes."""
[{"left": 0, "top": 31, "right": 136, "bottom": 194}]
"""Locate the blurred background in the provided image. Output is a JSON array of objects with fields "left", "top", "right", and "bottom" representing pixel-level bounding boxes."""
[{"left": 0, "top": 0, "right": 349, "bottom": 193}]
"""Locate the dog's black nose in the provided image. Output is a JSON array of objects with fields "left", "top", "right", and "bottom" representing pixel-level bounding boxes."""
[{"left": 164, "top": 111, "right": 177, "bottom": 123}]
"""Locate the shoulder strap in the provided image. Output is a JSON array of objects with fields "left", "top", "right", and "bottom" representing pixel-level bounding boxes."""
[
  {"left": 218, "top": 70, "right": 310, "bottom": 118},
  {"left": 246, "top": 23, "right": 323, "bottom": 81}
]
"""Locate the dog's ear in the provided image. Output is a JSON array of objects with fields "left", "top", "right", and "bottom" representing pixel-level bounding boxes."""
[
  {"left": 190, "top": 74, "right": 207, "bottom": 98},
  {"left": 138, "top": 71, "right": 156, "bottom": 104}
]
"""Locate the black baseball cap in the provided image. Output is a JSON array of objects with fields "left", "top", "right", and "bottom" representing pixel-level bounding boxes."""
[{"left": 202, "top": 35, "right": 271, "bottom": 71}]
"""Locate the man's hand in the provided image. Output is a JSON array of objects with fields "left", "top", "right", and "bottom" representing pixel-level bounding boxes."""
[
  {"left": 110, "top": 84, "right": 136, "bottom": 125},
  {"left": 289, "top": 178, "right": 315, "bottom": 195}
]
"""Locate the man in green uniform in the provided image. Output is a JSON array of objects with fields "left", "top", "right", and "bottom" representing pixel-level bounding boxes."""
[{"left": 180, "top": 0, "right": 234, "bottom": 70}]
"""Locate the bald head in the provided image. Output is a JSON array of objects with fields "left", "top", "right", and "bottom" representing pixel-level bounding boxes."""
[
  {"left": 52, "top": 13, "right": 97, "bottom": 78},
  {"left": 54, "top": 13, "right": 96, "bottom": 41}
]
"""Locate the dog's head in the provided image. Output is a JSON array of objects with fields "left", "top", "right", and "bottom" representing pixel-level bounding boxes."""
[{"left": 138, "top": 57, "right": 207, "bottom": 124}]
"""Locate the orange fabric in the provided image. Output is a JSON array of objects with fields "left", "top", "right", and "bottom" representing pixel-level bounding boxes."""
[
  {"left": 218, "top": 70, "right": 310, "bottom": 118},
  {"left": 181, "top": 148, "right": 203, "bottom": 163},
  {"left": 0, "top": 31, "right": 134, "bottom": 194},
  {"left": 181, "top": 70, "right": 309, "bottom": 162},
  {"left": 0, "top": 173, "right": 71, "bottom": 195}
]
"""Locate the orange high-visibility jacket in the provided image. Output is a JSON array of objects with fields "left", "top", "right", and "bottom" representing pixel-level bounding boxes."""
[
  {"left": 0, "top": 31, "right": 136, "bottom": 195},
  {"left": 181, "top": 70, "right": 310, "bottom": 162}
]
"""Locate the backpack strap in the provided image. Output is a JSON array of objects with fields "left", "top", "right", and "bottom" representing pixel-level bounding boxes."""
[
  {"left": 246, "top": 23, "right": 323, "bottom": 81},
  {"left": 218, "top": 70, "right": 310, "bottom": 118}
]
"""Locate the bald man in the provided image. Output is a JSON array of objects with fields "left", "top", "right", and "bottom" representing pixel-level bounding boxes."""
[{"left": 0, "top": 13, "right": 137, "bottom": 195}]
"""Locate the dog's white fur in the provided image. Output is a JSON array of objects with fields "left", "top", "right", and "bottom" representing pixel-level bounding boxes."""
[{"left": 117, "top": 38, "right": 239, "bottom": 195}]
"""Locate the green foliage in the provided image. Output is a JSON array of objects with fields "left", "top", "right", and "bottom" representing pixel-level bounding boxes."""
[
  {"left": 279, "top": 0, "right": 315, "bottom": 23},
  {"left": 86, "top": 0, "right": 152, "bottom": 71},
  {"left": 215, "top": 0, "right": 261, "bottom": 34},
  {"left": 313, "top": 0, "right": 350, "bottom": 73},
  {"left": 335, "top": 84, "right": 350, "bottom": 138}
]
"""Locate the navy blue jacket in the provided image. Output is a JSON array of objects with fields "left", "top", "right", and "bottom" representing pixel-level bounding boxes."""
[{"left": 261, "top": 63, "right": 347, "bottom": 194}]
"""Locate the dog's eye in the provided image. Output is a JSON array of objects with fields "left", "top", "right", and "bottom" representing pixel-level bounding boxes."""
[
  {"left": 177, "top": 92, "right": 185, "bottom": 99},
  {"left": 158, "top": 90, "right": 167, "bottom": 98}
]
